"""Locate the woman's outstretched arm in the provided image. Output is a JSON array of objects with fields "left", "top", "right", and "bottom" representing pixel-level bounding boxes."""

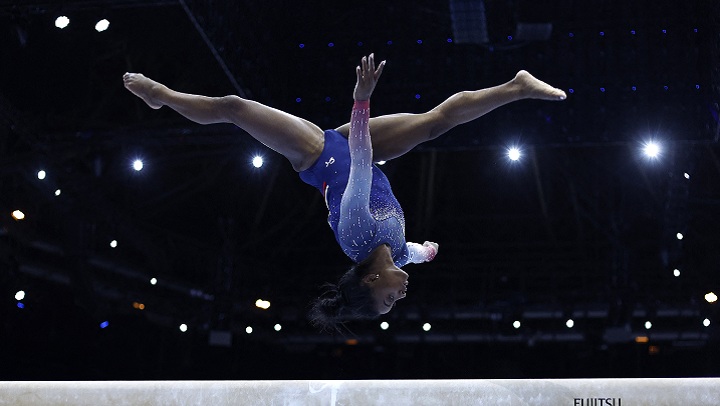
[{"left": 336, "top": 54, "right": 385, "bottom": 247}]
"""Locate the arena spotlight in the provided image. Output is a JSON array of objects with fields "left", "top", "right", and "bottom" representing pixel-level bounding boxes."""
[
  {"left": 55, "top": 189, "right": 62, "bottom": 196},
  {"left": 673, "top": 269, "right": 681, "bottom": 277},
  {"left": 422, "top": 323, "right": 432, "bottom": 332},
  {"left": 55, "top": 16, "right": 70, "bottom": 29},
  {"left": 11, "top": 210, "right": 25, "bottom": 220},
  {"left": 15, "top": 291, "right": 25, "bottom": 301},
  {"left": 566, "top": 319, "right": 575, "bottom": 328},
  {"left": 37, "top": 170, "right": 46, "bottom": 180},
  {"left": 706, "top": 292, "right": 718, "bottom": 303},
  {"left": 703, "top": 318, "right": 711, "bottom": 327},
  {"left": 645, "top": 321, "right": 652, "bottom": 330},
  {"left": 99, "top": 321, "right": 110, "bottom": 329},
  {"left": 179, "top": 323, "right": 188, "bottom": 332},
  {"left": 507, "top": 147, "right": 522, "bottom": 161},
  {"left": 513, "top": 320, "right": 521, "bottom": 329},
  {"left": 150, "top": 277, "right": 158, "bottom": 285},
  {"left": 274, "top": 324, "right": 282, "bottom": 332},
  {"left": 252, "top": 156, "right": 264, "bottom": 168},
  {"left": 380, "top": 322, "right": 389, "bottom": 330},
  {"left": 642, "top": 141, "right": 661, "bottom": 159},
  {"left": 109, "top": 240, "right": 118, "bottom": 248},
  {"left": 377, "top": 161, "right": 387, "bottom": 165},
  {"left": 133, "top": 159, "right": 144, "bottom": 171},
  {"left": 245, "top": 326, "right": 253, "bottom": 334},
  {"left": 255, "top": 299, "right": 271, "bottom": 310},
  {"left": 94, "top": 19, "right": 110, "bottom": 32}
]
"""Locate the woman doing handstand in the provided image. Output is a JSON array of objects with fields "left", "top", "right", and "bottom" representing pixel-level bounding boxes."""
[{"left": 123, "top": 54, "right": 566, "bottom": 331}]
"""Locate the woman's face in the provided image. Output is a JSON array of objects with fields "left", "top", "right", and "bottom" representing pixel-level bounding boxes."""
[{"left": 364, "top": 266, "right": 409, "bottom": 314}]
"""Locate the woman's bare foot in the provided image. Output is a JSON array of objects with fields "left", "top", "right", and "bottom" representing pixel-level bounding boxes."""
[
  {"left": 123, "top": 73, "right": 165, "bottom": 109},
  {"left": 513, "top": 70, "right": 567, "bottom": 101}
]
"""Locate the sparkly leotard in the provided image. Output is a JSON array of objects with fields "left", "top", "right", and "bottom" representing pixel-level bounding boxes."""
[{"left": 299, "top": 100, "right": 436, "bottom": 267}]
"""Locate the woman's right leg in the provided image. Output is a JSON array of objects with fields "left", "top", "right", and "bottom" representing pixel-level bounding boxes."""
[{"left": 123, "top": 73, "right": 324, "bottom": 172}]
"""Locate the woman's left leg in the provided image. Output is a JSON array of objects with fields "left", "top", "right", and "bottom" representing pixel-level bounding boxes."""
[{"left": 335, "top": 70, "right": 566, "bottom": 162}]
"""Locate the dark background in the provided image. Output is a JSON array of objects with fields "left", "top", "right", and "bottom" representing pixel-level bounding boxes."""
[{"left": 1, "top": 0, "right": 719, "bottom": 379}]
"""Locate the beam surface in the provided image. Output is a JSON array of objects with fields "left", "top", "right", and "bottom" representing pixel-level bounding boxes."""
[{"left": 1, "top": 379, "right": 719, "bottom": 405}]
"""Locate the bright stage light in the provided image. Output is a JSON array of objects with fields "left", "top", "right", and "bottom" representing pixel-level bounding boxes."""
[
  {"left": 55, "top": 16, "right": 70, "bottom": 29},
  {"left": 12, "top": 210, "right": 25, "bottom": 220},
  {"left": 684, "top": 173, "right": 690, "bottom": 179},
  {"left": 37, "top": 170, "right": 46, "bottom": 180},
  {"left": 150, "top": 277, "right": 158, "bottom": 285},
  {"left": 703, "top": 318, "right": 711, "bottom": 327},
  {"left": 380, "top": 322, "right": 389, "bottom": 330},
  {"left": 133, "top": 160, "right": 144, "bottom": 171},
  {"left": 252, "top": 156, "right": 263, "bottom": 168},
  {"left": 643, "top": 141, "right": 661, "bottom": 158},
  {"left": 15, "top": 291, "right": 25, "bottom": 301},
  {"left": 55, "top": 189, "right": 62, "bottom": 196},
  {"left": 110, "top": 240, "right": 118, "bottom": 248},
  {"left": 645, "top": 321, "right": 652, "bottom": 330},
  {"left": 673, "top": 269, "right": 681, "bottom": 277},
  {"left": 377, "top": 161, "right": 387, "bottom": 165},
  {"left": 422, "top": 323, "right": 432, "bottom": 332},
  {"left": 255, "top": 299, "right": 271, "bottom": 309},
  {"left": 676, "top": 233, "right": 684, "bottom": 240},
  {"left": 179, "top": 324, "right": 188, "bottom": 332},
  {"left": 508, "top": 147, "right": 521, "bottom": 161},
  {"left": 274, "top": 324, "right": 282, "bottom": 332},
  {"left": 513, "top": 320, "right": 521, "bottom": 329},
  {"left": 245, "top": 326, "right": 253, "bottom": 334},
  {"left": 706, "top": 292, "right": 718, "bottom": 303},
  {"left": 566, "top": 319, "right": 574, "bottom": 328},
  {"left": 100, "top": 321, "right": 110, "bottom": 329},
  {"left": 95, "top": 19, "right": 110, "bottom": 32}
]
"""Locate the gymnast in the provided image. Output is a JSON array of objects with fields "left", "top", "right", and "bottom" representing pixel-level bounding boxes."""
[{"left": 123, "top": 54, "right": 566, "bottom": 331}]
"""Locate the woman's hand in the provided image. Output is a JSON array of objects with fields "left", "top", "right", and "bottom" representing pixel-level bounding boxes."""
[{"left": 353, "top": 53, "right": 385, "bottom": 101}]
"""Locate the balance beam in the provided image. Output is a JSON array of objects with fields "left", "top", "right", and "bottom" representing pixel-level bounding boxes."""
[{"left": 1, "top": 379, "right": 718, "bottom": 405}]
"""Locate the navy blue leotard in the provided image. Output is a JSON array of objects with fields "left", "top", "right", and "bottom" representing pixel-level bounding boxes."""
[{"left": 299, "top": 101, "right": 435, "bottom": 267}]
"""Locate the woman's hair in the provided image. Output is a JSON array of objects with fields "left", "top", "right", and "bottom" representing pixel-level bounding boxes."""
[{"left": 309, "top": 260, "right": 379, "bottom": 332}]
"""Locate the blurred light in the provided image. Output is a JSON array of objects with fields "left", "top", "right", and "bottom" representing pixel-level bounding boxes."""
[
  {"left": 55, "top": 16, "right": 70, "bottom": 29},
  {"left": 179, "top": 323, "right": 188, "bottom": 332},
  {"left": 508, "top": 147, "right": 521, "bottom": 161},
  {"left": 380, "top": 321, "right": 389, "bottom": 330},
  {"left": 673, "top": 269, "right": 681, "bottom": 277},
  {"left": 274, "top": 324, "right": 282, "bottom": 332},
  {"left": 513, "top": 320, "right": 521, "bottom": 329},
  {"left": 298, "top": 43, "right": 305, "bottom": 48},
  {"left": 376, "top": 161, "right": 387, "bottom": 165},
  {"left": 684, "top": 173, "right": 690, "bottom": 179},
  {"left": 599, "top": 31, "right": 605, "bottom": 36},
  {"left": 327, "top": 42, "right": 334, "bottom": 47},
  {"left": 11, "top": 210, "right": 25, "bottom": 220},
  {"left": 55, "top": 189, "right": 62, "bottom": 196},
  {"left": 417, "top": 39, "right": 423, "bottom": 44},
  {"left": 100, "top": 321, "right": 110, "bottom": 329},
  {"left": 703, "top": 318, "right": 711, "bottom": 327},
  {"left": 150, "top": 277, "right": 157, "bottom": 285},
  {"left": 676, "top": 233, "right": 684, "bottom": 240},
  {"left": 600, "top": 87, "right": 606, "bottom": 92},
  {"left": 422, "top": 323, "right": 431, "bottom": 332},
  {"left": 643, "top": 141, "right": 660, "bottom": 158},
  {"left": 635, "top": 336, "right": 649, "bottom": 343},
  {"left": 345, "top": 338, "right": 358, "bottom": 345},
  {"left": 566, "top": 319, "right": 574, "bottom": 328},
  {"left": 295, "top": 97, "right": 302, "bottom": 103},
  {"left": 37, "top": 170, "right": 46, "bottom": 180},
  {"left": 568, "top": 32, "right": 574, "bottom": 37},
  {"left": 631, "top": 86, "right": 637, "bottom": 91},
  {"left": 705, "top": 292, "right": 718, "bottom": 303},
  {"left": 415, "top": 94, "right": 421, "bottom": 99},
  {"left": 133, "top": 159, "right": 144, "bottom": 171},
  {"left": 132, "top": 302, "right": 146, "bottom": 310},
  {"left": 245, "top": 326, "right": 253, "bottom": 334},
  {"left": 94, "top": 19, "right": 109, "bottom": 32},
  {"left": 15, "top": 291, "right": 25, "bottom": 301},
  {"left": 110, "top": 240, "right": 118, "bottom": 248},
  {"left": 255, "top": 299, "right": 271, "bottom": 310},
  {"left": 17, "top": 302, "right": 24, "bottom": 309},
  {"left": 645, "top": 321, "right": 652, "bottom": 330},
  {"left": 648, "top": 345, "right": 660, "bottom": 355},
  {"left": 252, "top": 156, "right": 264, "bottom": 168},
  {"left": 447, "top": 38, "right": 453, "bottom": 43}
]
